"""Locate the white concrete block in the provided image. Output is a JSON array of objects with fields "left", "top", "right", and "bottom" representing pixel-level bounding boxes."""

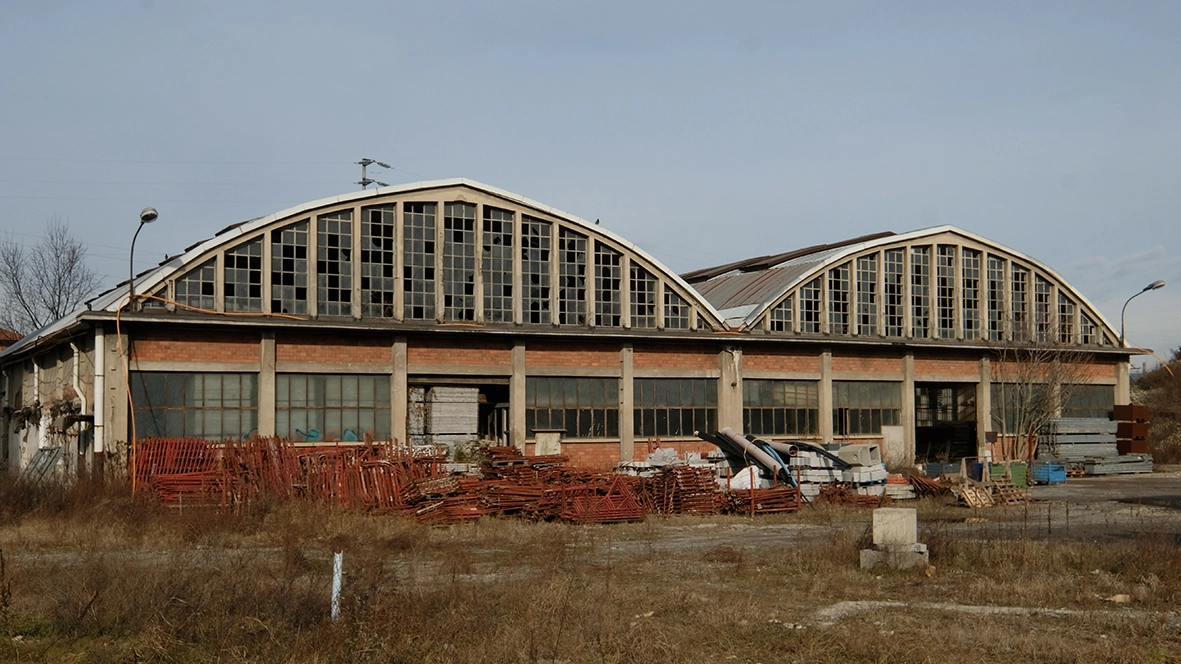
[{"left": 872, "top": 507, "right": 917, "bottom": 546}]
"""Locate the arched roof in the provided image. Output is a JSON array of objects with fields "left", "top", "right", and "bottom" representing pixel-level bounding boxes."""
[
  {"left": 1, "top": 180, "right": 725, "bottom": 359},
  {"left": 690, "top": 225, "right": 1120, "bottom": 341}
]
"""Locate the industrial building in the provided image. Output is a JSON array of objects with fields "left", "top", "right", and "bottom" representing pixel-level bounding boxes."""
[{"left": 0, "top": 179, "right": 1133, "bottom": 474}]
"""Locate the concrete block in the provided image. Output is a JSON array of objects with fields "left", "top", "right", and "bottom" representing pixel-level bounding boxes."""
[
  {"left": 838, "top": 443, "right": 882, "bottom": 467},
  {"left": 872, "top": 507, "right": 917, "bottom": 546},
  {"left": 860, "top": 545, "right": 930, "bottom": 571}
]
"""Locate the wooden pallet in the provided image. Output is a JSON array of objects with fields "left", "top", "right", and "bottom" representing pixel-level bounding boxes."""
[
  {"left": 991, "top": 479, "right": 1032, "bottom": 505},
  {"left": 959, "top": 485, "right": 994, "bottom": 508}
]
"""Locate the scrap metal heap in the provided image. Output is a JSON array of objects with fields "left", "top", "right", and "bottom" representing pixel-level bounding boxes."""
[{"left": 132, "top": 438, "right": 800, "bottom": 524}]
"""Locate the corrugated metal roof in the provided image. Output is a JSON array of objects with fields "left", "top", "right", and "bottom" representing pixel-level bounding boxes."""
[{"left": 684, "top": 225, "right": 1124, "bottom": 337}]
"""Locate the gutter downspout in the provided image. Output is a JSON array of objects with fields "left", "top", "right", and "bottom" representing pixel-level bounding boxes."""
[{"left": 93, "top": 328, "right": 105, "bottom": 455}]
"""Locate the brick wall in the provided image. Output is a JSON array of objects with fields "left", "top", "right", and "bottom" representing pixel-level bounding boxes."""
[
  {"left": 832, "top": 354, "right": 902, "bottom": 374},
  {"left": 526, "top": 342, "right": 619, "bottom": 369},
  {"left": 914, "top": 357, "right": 978, "bottom": 376},
  {"left": 408, "top": 338, "right": 512, "bottom": 366},
  {"left": 1071, "top": 361, "right": 1117, "bottom": 379},
  {"left": 132, "top": 330, "right": 259, "bottom": 363},
  {"left": 743, "top": 350, "right": 819, "bottom": 373},
  {"left": 560, "top": 441, "right": 621, "bottom": 470},
  {"left": 633, "top": 344, "right": 717, "bottom": 370},
  {"left": 277, "top": 333, "right": 390, "bottom": 364}
]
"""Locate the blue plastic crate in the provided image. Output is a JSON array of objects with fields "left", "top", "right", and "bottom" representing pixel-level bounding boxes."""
[{"left": 1031, "top": 463, "right": 1067, "bottom": 485}]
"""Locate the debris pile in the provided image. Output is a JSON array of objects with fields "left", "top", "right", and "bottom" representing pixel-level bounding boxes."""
[{"left": 134, "top": 438, "right": 796, "bottom": 523}]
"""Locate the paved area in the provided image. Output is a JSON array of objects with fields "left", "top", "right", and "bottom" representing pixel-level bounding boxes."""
[{"left": 1031, "top": 468, "right": 1181, "bottom": 510}]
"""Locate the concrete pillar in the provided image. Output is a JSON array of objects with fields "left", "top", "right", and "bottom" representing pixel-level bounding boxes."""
[
  {"left": 258, "top": 332, "right": 276, "bottom": 437},
  {"left": 107, "top": 332, "right": 129, "bottom": 474},
  {"left": 393, "top": 337, "right": 408, "bottom": 443},
  {"left": 510, "top": 341, "right": 526, "bottom": 451},
  {"left": 902, "top": 352, "right": 915, "bottom": 463},
  {"left": 1116, "top": 360, "right": 1131, "bottom": 404},
  {"left": 976, "top": 356, "right": 991, "bottom": 457},
  {"left": 619, "top": 345, "right": 634, "bottom": 461},
  {"left": 819, "top": 350, "right": 833, "bottom": 441},
  {"left": 718, "top": 346, "right": 743, "bottom": 432}
]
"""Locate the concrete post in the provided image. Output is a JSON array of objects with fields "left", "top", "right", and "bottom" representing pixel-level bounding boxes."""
[
  {"left": 902, "top": 352, "right": 915, "bottom": 463},
  {"left": 258, "top": 332, "right": 276, "bottom": 437},
  {"left": 393, "top": 337, "right": 408, "bottom": 444},
  {"left": 107, "top": 332, "right": 129, "bottom": 475},
  {"left": 510, "top": 342, "right": 526, "bottom": 451},
  {"left": 1115, "top": 360, "right": 1131, "bottom": 404},
  {"left": 619, "top": 345, "right": 634, "bottom": 461},
  {"left": 819, "top": 350, "right": 833, "bottom": 441},
  {"left": 718, "top": 346, "right": 743, "bottom": 432},
  {"left": 977, "top": 356, "right": 991, "bottom": 457}
]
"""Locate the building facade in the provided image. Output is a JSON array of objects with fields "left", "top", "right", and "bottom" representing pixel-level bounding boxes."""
[{"left": 0, "top": 179, "right": 1133, "bottom": 473}]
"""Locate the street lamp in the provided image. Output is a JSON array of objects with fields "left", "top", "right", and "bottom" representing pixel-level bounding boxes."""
[
  {"left": 126, "top": 206, "right": 157, "bottom": 495},
  {"left": 1120, "top": 280, "right": 1166, "bottom": 347},
  {"left": 128, "top": 207, "right": 158, "bottom": 309}
]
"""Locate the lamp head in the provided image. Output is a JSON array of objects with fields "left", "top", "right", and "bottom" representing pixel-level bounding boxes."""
[
  {"left": 1145, "top": 280, "right": 1166, "bottom": 292},
  {"left": 139, "top": 207, "right": 158, "bottom": 224}
]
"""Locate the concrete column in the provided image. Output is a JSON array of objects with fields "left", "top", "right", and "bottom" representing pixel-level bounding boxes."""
[
  {"left": 976, "top": 356, "right": 991, "bottom": 457},
  {"left": 258, "top": 332, "right": 276, "bottom": 437},
  {"left": 619, "top": 345, "right": 634, "bottom": 461},
  {"left": 1116, "top": 360, "right": 1131, "bottom": 404},
  {"left": 393, "top": 337, "right": 408, "bottom": 443},
  {"left": 510, "top": 342, "right": 526, "bottom": 451},
  {"left": 902, "top": 352, "right": 915, "bottom": 462},
  {"left": 819, "top": 350, "right": 833, "bottom": 441},
  {"left": 107, "top": 332, "right": 129, "bottom": 473},
  {"left": 718, "top": 346, "right": 743, "bottom": 432}
]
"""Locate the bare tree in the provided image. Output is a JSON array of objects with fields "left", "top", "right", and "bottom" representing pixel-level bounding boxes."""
[
  {"left": 990, "top": 316, "right": 1093, "bottom": 462},
  {"left": 0, "top": 219, "right": 101, "bottom": 336}
]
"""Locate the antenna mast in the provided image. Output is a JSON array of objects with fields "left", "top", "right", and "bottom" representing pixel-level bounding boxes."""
[{"left": 356, "top": 158, "right": 391, "bottom": 189}]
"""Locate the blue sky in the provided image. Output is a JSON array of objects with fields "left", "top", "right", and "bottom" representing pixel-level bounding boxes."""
[{"left": 1, "top": 1, "right": 1178, "bottom": 363}]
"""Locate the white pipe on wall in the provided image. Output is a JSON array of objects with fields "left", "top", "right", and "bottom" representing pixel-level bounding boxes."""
[{"left": 94, "top": 328, "right": 105, "bottom": 454}]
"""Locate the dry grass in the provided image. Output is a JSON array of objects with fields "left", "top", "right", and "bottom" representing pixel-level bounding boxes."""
[{"left": 0, "top": 479, "right": 1178, "bottom": 663}]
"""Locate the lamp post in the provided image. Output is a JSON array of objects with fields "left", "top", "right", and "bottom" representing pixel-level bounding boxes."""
[
  {"left": 128, "top": 207, "right": 158, "bottom": 308},
  {"left": 1120, "top": 280, "right": 1165, "bottom": 347},
  {"left": 126, "top": 207, "right": 157, "bottom": 495}
]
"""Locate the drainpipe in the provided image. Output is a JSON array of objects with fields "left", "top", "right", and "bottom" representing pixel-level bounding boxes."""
[
  {"left": 70, "top": 341, "right": 88, "bottom": 471},
  {"left": 94, "top": 328, "right": 105, "bottom": 455},
  {"left": 34, "top": 358, "right": 48, "bottom": 452},
  {"left": 2, "top": 369, "right": 8, "bottom": 472}
]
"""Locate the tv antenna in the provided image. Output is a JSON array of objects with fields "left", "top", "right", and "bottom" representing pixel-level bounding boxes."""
[{"left": 356, "top": 158, "right": 390, "bottom": 189}]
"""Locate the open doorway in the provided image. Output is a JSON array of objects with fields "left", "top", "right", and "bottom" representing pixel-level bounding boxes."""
[
  {"left": 914, "top": 383, "right": 977, "bottom": 463},
  {"left": 408, "top": 380, "right": 510, "bottom": 447}
]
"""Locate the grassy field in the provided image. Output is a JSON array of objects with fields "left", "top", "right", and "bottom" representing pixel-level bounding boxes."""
[{"left": 0, "top": 480, "right": 1178, "bottom": 663}]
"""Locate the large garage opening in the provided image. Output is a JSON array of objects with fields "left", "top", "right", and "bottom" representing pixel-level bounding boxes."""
[
  {"left": 914, "top": 383, "right": 977, "bottom": 463},
  {"left": 408, "top": 380, "right": 510, "bottom": 449}
]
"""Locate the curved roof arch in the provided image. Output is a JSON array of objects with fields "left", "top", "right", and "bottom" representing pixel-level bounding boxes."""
[
  {"left": 102, "top": 178, "right": 726, "bottom": 327},
  {"left": 692, "top": 225, "right": 1120, "bottom": 343}
]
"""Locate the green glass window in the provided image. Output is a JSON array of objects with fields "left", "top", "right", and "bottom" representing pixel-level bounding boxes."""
[
  {"left": 131, "top": 372, "right": 258, "bottom": 440},
  {"left": 525, "top": 377, "right": 619, "bottom": 438},
  {"left": 833, "top": 381, "right": 901, "bottom": 435},
  {"left": 634, "top": 378, "right": 718, "bottom": 438},
  {"left": 742, "top": 379, "right": 818, "bottom": 436},
  {"left": 276, "top": 374, "right": 391, "bottom": 442}
]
